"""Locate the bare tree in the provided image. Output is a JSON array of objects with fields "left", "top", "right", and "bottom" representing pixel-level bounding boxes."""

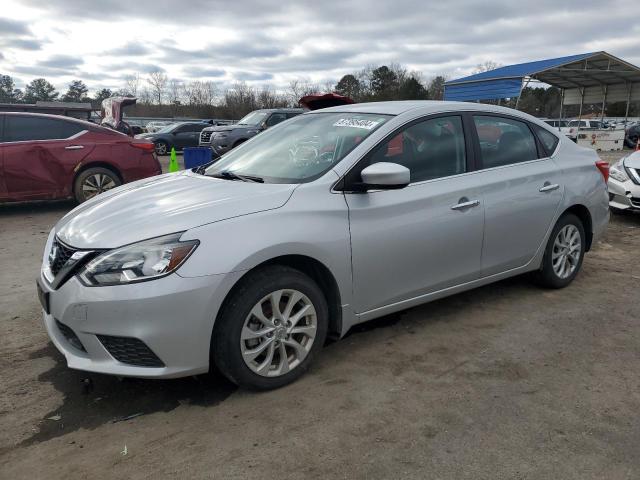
[
  {"left": 124, "top": 73, "right": 140, "bottom": 97},
  {"left": 257, "top": 86, "right": 288, "bottom": 109},
  {"left": 138, "top": 86, "right": 153, "bottom": 104},
  {"left": 472, "top": 60, "right": 502, "bottom": 74},
  {"left": 147, "top": 71, "right": 168, "bottom": 104},
  {"left": 168, "top": 79, "right": 183, "bottom": 105},
  {"left": 287, "top": 78, "right": 319, "bottom": 106}
]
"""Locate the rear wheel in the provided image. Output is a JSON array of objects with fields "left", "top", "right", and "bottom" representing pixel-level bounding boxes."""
[
  {"left": 212, "top": 265, "right": 328, "bottom": 390},
  {"left": 73, "top": 167, "right": 121, "bottom": 203},
  {"left": 154, "top": 140, "right": 169, "bottom": 156},
  {"left": 533, "top": 213, "right": 585, "bottom": 288}
]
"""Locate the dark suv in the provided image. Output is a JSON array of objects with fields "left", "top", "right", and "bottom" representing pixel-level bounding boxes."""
[{"left": 199, "top": 108, "right": 303, "bottom": 156}]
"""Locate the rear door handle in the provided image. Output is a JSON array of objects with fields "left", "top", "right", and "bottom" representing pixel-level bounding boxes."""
[
  {"left": 539, "top": 183, "right": 559, "bottom": 192},
  {"left": 451, "top": 198, "right": 480, "bottom": 210},
  {"left": 65, "top": 145, "right": 84, "bottom": 150}
]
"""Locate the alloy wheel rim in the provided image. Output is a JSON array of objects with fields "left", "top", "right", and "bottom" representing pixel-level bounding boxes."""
[
  {"left": 156, "top": 143, "right": 167, "bottom": 155},
  {"left": 240, "top": 289, "right": 317, "bottom": 377},
  {"left": 552, "top": 224, "right": 581, "bottom": 279},
  {"left": 82, "top": 174, "right": 116, "bottom": 200}
]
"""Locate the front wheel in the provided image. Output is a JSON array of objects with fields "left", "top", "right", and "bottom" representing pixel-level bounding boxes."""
[
  {"left": 212, "top": 265, "right": 328, "bottom": 390},
  {"left": 533, "top": 213, "right": 586, "bottom": 288}
]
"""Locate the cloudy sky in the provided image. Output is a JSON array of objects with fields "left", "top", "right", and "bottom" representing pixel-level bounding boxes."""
[{"left": 1, "top": 0, "right": 639, "bottom": 95}]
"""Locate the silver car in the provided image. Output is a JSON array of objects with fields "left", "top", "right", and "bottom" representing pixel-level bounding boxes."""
[
  {"left": 608, "top": 151, "right": 640, "bottom": 211},
  {"left": 38, "top": 101, "right": 609, "bottom": 390}
]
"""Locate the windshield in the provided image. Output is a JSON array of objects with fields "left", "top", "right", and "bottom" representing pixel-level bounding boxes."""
[
  {"left": 156, "top": 124, "right": 177, "bottom": 133},
  {"left": 205, "top": 112, "right": 391, "bottom": 183},
  {"left": 237, "top": 111, "right": 269, "bottom": 126}
]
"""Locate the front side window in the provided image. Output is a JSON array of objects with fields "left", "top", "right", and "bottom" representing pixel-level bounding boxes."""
[
  {"left": 3, "top": 116, "right": 84, "bottom": 142},
  {"left": 364, "top": 115, "right": 467, "bottom": 183},
  {"left": 266, "top": 113, "right": 287, "bottom": 127},
  {"left": 205, "top": 112, "right": 391, "bottom": 183},
  {"left": 474, "top": 115, "right": 539, "bottom": 168}
]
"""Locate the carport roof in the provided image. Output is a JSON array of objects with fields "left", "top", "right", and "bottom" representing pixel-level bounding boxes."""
[{"left": 444, "top": 51, "right": 640, "bottom": 101}]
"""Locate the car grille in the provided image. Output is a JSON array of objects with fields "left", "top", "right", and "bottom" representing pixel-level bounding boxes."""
[
  {"left": 631, "top": 197, "right": 640, "bottom": 208},
  {"left": 626, "top": 167, "right": 640, "bottom": 185},
  {"left": 49, "top": 237, "right": 77, "bottom": 276},
  {"left": 200, "top": 130, "right": 213, "bottom": 144},
  {"left": 56, "top": 320, "right": 86, "bottom": 352},
  {"left": 97, "top": 335, "right": 165, "bottom": 367}
]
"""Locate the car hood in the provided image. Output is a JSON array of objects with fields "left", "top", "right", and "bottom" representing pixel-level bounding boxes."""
[
  {"left": 55, "top": 172, "right": 296, "bottom": 249},
  {"left": 624, "top": 151, "right": 640, "bottom": 168},
  {"left": 204, "top": 125, "right": 254, "bottom": 133}
]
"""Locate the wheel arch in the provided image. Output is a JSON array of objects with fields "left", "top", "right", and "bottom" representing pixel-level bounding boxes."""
[
  {"left": 562, "top": 204, "right": 593, "bottom": 251},
  {"left": 216, "top": 254, "right": 343, "bottom": 341},
  {"left": 73, "top": 161, "right": 123, "bottom": 187}
]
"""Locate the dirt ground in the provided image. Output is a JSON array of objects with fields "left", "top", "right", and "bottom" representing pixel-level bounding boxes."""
[{"left": 1, "top": 150, "right": 639, "bottom": 479}]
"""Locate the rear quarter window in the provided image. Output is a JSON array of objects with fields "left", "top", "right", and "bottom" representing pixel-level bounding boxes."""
[{"left": 533, "top": 125, "right": 559, "bottom": 156}]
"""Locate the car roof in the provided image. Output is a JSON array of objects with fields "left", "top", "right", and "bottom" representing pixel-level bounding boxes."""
[
  {"left": 252, "top": 108, "right": 304, "bottom": 113},
  {"left": 0, "top": 111, "right": 101, "bottom": 129},
  {"left": 307, "top": 100, "right": 559, "bottom": 127}
]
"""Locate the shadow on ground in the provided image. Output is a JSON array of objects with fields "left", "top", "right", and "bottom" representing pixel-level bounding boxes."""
[{"left": 20, "top": 345, "right": 237, "bottom": 447}]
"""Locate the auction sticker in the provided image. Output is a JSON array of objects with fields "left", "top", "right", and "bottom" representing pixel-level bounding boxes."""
[{"left": 333, "top": 118, "right": 380, "bottom": 130}]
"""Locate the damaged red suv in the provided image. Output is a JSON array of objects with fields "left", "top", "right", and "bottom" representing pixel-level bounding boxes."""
[{"left": 0, "top": 112, "right": 161, "bottom": 203}]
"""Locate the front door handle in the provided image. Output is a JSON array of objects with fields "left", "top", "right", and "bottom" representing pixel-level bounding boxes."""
[
  {"left": 539, "top": 182, "right": 560, "bottom": 192},
  {"left": 451, "top": 198, "right": 480, "bottom": 210},
  {"left": 65, "top": 145, "right": 84, "bottom": 150}
]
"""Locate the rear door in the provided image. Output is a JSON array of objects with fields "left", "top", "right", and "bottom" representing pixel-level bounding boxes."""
[
  {"left": 471, "top": 114, "right": 563, "bottom": 276},
  {"left": 346, "top": 114, "right": 485, "bottom": 314},
  {"left": 2, "top": 115, "right": 93, "bottom": 200}
]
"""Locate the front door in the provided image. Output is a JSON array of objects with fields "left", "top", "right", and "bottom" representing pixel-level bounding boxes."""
[{"left": 345, "top": 115, "right": 485, "bottom": 314}]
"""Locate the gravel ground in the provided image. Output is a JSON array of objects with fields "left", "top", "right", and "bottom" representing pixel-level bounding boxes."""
[{"left": 0, "top": 149, "right": 638, "bottom": 479}]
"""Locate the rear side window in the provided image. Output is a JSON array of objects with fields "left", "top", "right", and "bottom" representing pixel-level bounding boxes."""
[
  {"left": 473, "top": 115, "right": 539, "bottom": 169},
  {"left": 366, "top": 115, "right": 467, "bottom": 183},
  {"left": 266, "top": 113, "right": 287, "bottom": 127},
  {"left": 4, "top": 116, "right": 85, "bottom": 142},
  {"left": 533, "top": 125, "right": 559, "bottom": 156}
]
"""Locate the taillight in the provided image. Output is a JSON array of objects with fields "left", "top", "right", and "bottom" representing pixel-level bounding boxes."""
[
  {"left": 595, "top": 160, "right": 609, "bottom": 183},
  {"left": 130, "top": 140, "right": 155, "bottom": 152}
]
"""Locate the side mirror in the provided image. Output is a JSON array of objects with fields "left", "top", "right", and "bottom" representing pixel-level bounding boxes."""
[
  {"left": 359, "top": 162, "right": 410, "bottom": 190},
  {"left": 260, "top": 121, "right": 268, "bottom": 130}
]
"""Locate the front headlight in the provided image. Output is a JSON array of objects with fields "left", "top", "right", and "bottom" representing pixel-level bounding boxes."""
[
  {"left": 609, "top": 160, "right": 629, "bottom": 182},
  {"left": 78, "top": 233, "right": 198, "bottom": 287}
]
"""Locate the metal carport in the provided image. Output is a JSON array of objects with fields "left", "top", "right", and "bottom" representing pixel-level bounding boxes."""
[{"left": 444, "top": 51, "right": 640, "bottom": 122}]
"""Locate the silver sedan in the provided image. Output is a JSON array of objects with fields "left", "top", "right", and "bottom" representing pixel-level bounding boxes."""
[{"left": 38, "top": 101, "right": 609, "bottom": 390}]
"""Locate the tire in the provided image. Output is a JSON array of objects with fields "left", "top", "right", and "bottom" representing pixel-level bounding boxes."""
[
  {"left": 73, "top": 167, "right": 121, "bottom": 203},
  {"left": 155, "top": 140, "right": 169, "bottom": 156},
  {"left": 212, "top": 265, "right": 328, "bottom": 390},
  {"left": 533, "top": 213, "right": 586, "bottom": 289}
]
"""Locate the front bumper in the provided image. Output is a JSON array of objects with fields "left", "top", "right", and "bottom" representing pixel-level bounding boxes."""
[
  {"left": 608, "top": 177, "right": 640, "bottom": 211},
  {"left": 39, "top": 268, "right": 243, "bottom": 378}
]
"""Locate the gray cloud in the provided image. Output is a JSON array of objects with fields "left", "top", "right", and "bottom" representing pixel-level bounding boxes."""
[
  {"left": 4, "top": 1, "right": 640, "bottom": 91},
  {"left": 41, "top": 54, "right": 83, "bottom": 69},
  {"left": 0, "top": 17, "right": 30, "bottom": 35},
  {"left": 109, "top": 42, "right": 152, "bottom": 56}
]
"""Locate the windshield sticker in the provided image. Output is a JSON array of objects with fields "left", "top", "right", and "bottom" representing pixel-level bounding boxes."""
[{"left": 333, "top": 118, "right": 380, "bottom": 130}]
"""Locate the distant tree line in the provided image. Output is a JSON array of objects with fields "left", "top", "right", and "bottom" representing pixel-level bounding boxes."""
[{"left": 1, "top": 64, "right": 636, "bottom": 120}]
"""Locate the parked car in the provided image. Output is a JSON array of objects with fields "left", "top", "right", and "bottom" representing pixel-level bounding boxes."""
[
  {"left": 145, "top": 121, "right": 175, "bottom": 133},
  {"left": 543, "top": 119, "right": 568, "bottom": 129},
  {"left": 560, "top": 119, "right": 606, "bottom": 141},
  {"left": 624, "top": 122, "right": 640, "bottom": 148},
  {"left": 38, "top": 101, "right": 609, "bottom": 390},
  {"left": 199, "top": 108, "right": 303, "bottom": 156},
  {"left": 608, "top": 151, "right": 640, "bottom": 211},
  {"left": 0, "top": 112, "right": 161, "bottom": 203},
  {"left": 135, "top": 121, "right": 210, "bottom": 156}
]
